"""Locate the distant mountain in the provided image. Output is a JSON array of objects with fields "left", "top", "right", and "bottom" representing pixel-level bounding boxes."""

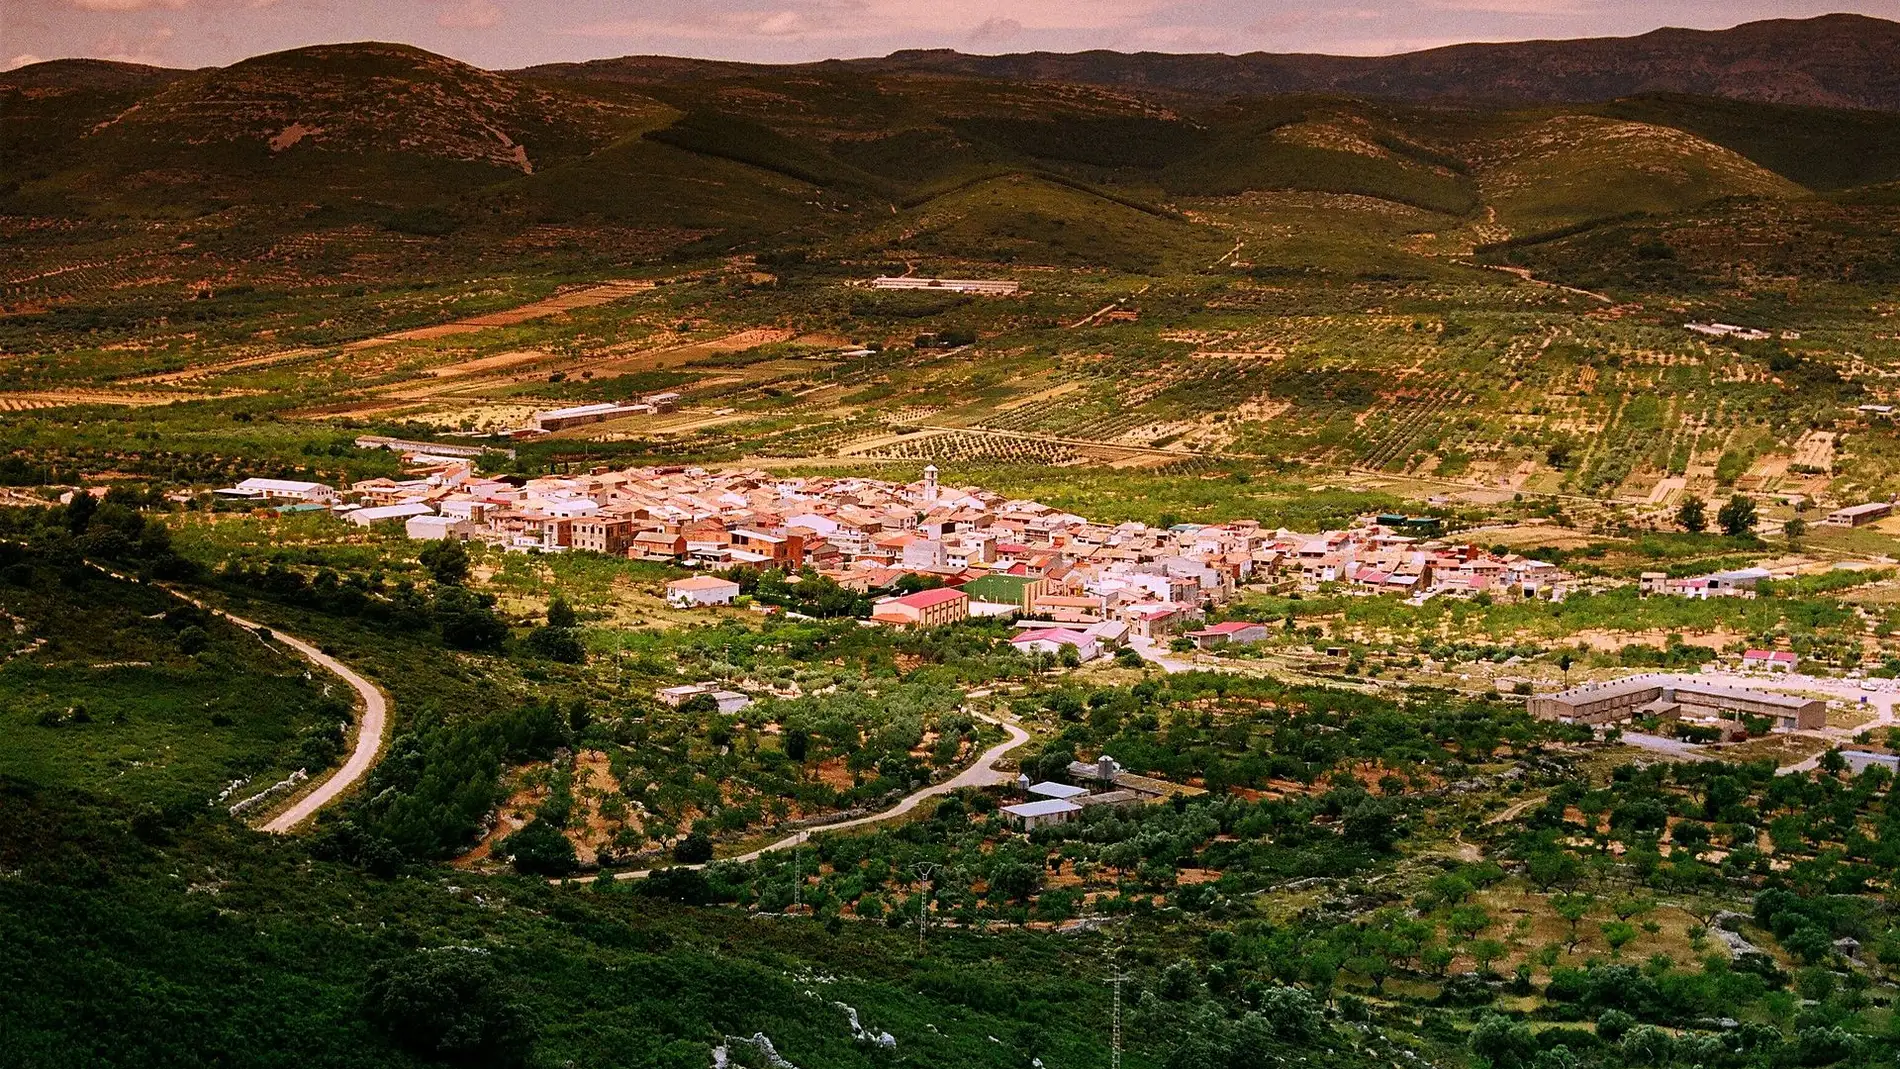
[
  {"left": 524, "top": 14, "right": 1900, "bottom": 112},
  {"left": 5, "top": 24, "right": 1900, "bottom": 265},
  {"left": 0, "top": 43, "right": 659, "bottom": 217}
]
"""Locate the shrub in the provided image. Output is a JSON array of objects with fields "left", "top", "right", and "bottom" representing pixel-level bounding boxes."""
[
  {"left": 361, "top": 950, "right": 533, "bottom": 1066},
  {"left": 498, "top": 819, "right": 577, "bottom": 877}
]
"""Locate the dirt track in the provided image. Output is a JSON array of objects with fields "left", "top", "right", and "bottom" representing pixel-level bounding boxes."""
[{"left": 557, "top": 714, "right": 1030, "bottom": 885}]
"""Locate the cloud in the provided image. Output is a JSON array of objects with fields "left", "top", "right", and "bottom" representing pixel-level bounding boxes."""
[
  {"left": 968, "top": 17, "right": 1023, "bottom": 45},
  {"left": 567, "top": 0, "right": 1168, "bottom": 44},
  {"left": 66, "top": 0, "right": 191, "bottom": 10},
  {"left": 7, "top": 54, "right": 46, "bottom": 69},
  {"left": 1418, "top": 0, "right": 1594, "bottom": 14},
  {"left": 94, "top": 23, "right": 176, "bottom": 63},
  {"left": 435, "top": 0, "right": 501, "bottom": 29}
]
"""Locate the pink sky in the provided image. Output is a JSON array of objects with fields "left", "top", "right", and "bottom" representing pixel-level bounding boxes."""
[{"left": 6, "top": 0, "right": 1898, "bottom": 71}]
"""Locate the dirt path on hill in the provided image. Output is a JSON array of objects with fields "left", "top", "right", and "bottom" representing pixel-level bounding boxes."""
[
  {"left": 558, "top": 714, "right": 1031, "bottom": 885},
  {"left": 65, "top": 561, "right": 391, "bottom": 831},
  {"left": 160, "top": 588, "right": 389, "bottom": 832}
]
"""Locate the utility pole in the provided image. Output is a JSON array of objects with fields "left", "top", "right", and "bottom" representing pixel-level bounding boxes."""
[
  {"left": 791, "top": 837, "right": 803, "bottom": 910},
  {"left": 911, "top": 862, "right": 938, "bottom": 954},
  {"left": 1104, "top": 945, "right": 1130, "bottom": 1069},
  {"left": 1107, "top": 969, "right": 1129, "bottom": 1069}
]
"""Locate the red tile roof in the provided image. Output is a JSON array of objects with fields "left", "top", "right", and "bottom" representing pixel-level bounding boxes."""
[{"left": 892, "top": 587, "right": 967, "bottom": 609}]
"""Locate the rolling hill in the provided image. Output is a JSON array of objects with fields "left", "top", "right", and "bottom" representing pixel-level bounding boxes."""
[
  {"left": 4, "top": 21, "right": 1897, "bottom": 271},
  {"left": 805, "top": 14, "right": 1900, "bottom": 111},
  {"left": 0, "top": 43, "right": 661, "bottom": 217}
]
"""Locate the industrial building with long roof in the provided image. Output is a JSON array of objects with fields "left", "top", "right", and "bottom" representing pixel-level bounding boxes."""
[{"left": 1526, "top": 674, "right": 1826, "bottom": 731}]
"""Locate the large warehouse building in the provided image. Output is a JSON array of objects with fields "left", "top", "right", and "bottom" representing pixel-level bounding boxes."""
[{"left": 1527, "top": 675, "right": 1826, "bottom": 732}]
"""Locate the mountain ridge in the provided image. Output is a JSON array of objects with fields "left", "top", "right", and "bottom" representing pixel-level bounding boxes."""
[{"left": 517, "top": 14, "right": 1900, "bottom": 111}]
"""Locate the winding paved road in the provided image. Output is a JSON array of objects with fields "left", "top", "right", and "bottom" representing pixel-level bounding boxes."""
[{"left": 562, "top": 714, "right": 1031, "bottom": 885}]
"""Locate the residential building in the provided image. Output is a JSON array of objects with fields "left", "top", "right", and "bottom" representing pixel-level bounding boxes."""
[
  {"left": 666, "top": 575, "right": 742, "bottom": 608},
  {"left": 1001, "top": 798, "right": 1081, "bottom": 830},
  {"left": 1741, "top": 649, "right": 1798, "bottom": 672},
  {"left": 1185, "top": 620, "right": 1270, "bottom": 649},
  {"left": 216, "top": 478, "right": 339, "bottom": 503}
]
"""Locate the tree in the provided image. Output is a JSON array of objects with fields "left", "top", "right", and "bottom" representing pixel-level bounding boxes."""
[
  {"left": 1528, "top": 849, "right": 1582, "bottom": 891},
  {"left": 434, "top": 585, "right": 507, "bottom": 650},
  {"left": 545, "top": 595, "right": 578, "bottom": 629},
  {"left": 1620, "top": 1025, "right": 1674, "bottom": 1066},
  {"left": 989, "top": 861, "right": 1043, "bottom": 903},
  {"left": 176, "top": 625, "right": 209, "bottom": 655},
  {"left": 1601, "top": 920, "right": 1638, "bottom": 958},
  {"left": 1470, "top": 1013, "right": 1536, "bottom": 1069},
  {"left": 419, "top": 538, "right": 470, "bottom": 585},
  {"left": 672, "top": 830, "right": 713, "bottom": 864},
  {"left": 1554, "top": 893, "right": 1594, "bottom": 951},
  {"left": 1470, "top": 938, "right": 1508, "bottom": 977},
  {"left": 1448, "top": 903, "right": 1493, "bottom": 941},
  {"left": 362, "top": 950, "right": 534, "bottom": 1067},
  {"left": 1718, "top": 494, "right": 1758, "bottom": 537},
  {"left": 498, "top": 818, "right": 577, "bottom": 877},
  {"left": 524, "top": 625, "right": 584, "bottom": 663},
  {"left": 1343, "top": 796, "right": 1402, "bottom": 851},
  {"left": 1784, "top": 517, "right": 1807, "bottom": 545},
  {"left": 1556, "top": 652, "right": 1575, "bottom": 685},
  {"left": 65, "top": 489, "right": 97, "bottom": 534},
  {"left": 1676, "top": 496, "right": 1707, "bottom": 533}
]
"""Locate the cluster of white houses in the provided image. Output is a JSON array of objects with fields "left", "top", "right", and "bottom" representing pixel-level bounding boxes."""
[{"left": 215, "top": 460, "right": 1586, "bottom": 655}]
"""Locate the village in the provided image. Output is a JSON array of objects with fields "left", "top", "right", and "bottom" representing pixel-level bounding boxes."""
[
  {"left": 208, "top": 448, "right": 1602, "bottom": 655},
  {"left": 203, "top": 442, "right": 1900, "bottom": 672}
]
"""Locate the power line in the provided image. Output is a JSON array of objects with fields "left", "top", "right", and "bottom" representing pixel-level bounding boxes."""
[
  {"left": 910, "top": 862, "right": 939, "bottom": 954},
  {"left": 1105, "top": 946, "right": 1131, "bottom": 1069},
  {"left": 1107, "top": 970, "right": 1130, "bottom": 1069}
]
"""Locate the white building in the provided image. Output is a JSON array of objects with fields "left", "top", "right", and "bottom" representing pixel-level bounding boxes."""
[
  {"left": 405, "top": 514, "right": 476, "bottom": 541},
  {"left": 1010, "top": 627, "right": 1101, "bottom": 662},
  {"left": 1001, "top": 798, "right": 1081, "bottom": 830},
  {"left": 345, "top": 502, "right": 434, "bottom": 527},
  {"left": 666, "top": 575, "right": 742, "bottom": 608},
  {"left": 216, "top": 478, "right": 339, "bottom": 503}
]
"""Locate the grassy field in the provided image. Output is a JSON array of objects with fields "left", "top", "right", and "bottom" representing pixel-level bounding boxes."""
[{"left": 0, "top": 562, "right": 343, "bottom": 811}]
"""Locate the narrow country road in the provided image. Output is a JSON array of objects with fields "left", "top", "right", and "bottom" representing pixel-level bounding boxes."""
[
  {"left": 248, "top": 616, "right": 389, "bottom": 832},
  {"left": 71, "top": 558, "right": 393, "bottom": 832},
  {"left": 160, "top": 580, "right": 389, "bottom": 831},
  {"left": 561, "top": 714, "right": 1032, "bottom": 885}
]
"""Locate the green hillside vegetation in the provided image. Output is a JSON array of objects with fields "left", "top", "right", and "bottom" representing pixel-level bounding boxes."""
[
  {"left": 0, "top": 519, "right": 343, "bottom": 810},
  {"left": 1485, "top": 198, "right": 1900, "bottom": 294},
  {"left": 18, "top": 46, "right": 1888, "bottom": 266},
  {"left": 1593, "top": 94, "right": 1900, "bottom": 192},
  {"left": 1158, "top": 106, "right": 1480, "bottom": 216},
  {"left": 865, "top": 173, "right": 1226, "bottom": 272},
  {"left": 1468, "top": 114, "right": 1805, "bottom": 235}
]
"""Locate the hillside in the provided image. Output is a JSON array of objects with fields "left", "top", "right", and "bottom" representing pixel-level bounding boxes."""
[
  {"left": 1461, "top": 114, "right": 1806, "bottom": 235},
  {"left": 9, "top": 29, "right": 1898, "bottom": 266},
  {"left": 0, "top": 43, "right": 661, "bottom": 217},
  {"left": 806, "top": 14, "right": 1900, "bottom": 111}
]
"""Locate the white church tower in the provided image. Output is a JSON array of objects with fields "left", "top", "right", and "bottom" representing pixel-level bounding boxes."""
[{"left": 923, "top": 464, "right": 939, "bottom": 507}]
